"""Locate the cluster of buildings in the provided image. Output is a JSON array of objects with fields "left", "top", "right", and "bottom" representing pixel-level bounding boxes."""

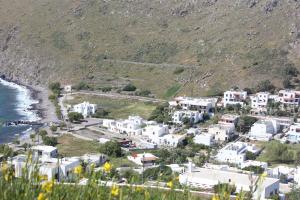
[
  {"left": 9, "top": 145, "right": 106, "bottom": 181},
  {"left": 102, "top": 116, "right": 186, "bottom": 148}
]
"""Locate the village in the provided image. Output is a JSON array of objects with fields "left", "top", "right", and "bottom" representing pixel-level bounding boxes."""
[{"left": 3, "top": 85, "right": 300, "bottom": 200}]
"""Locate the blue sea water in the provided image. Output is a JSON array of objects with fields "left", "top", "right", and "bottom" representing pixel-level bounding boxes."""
[{"left": 0, "top": 80, "right": 39, "bottom": 143}]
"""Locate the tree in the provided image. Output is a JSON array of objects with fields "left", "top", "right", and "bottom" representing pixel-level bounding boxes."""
[
  {"left": 245, "top": 151, "right": 257, "bottom": 160},
  {"left": 143, "top": 165, "right": 172, "bottom": 181},
  {"left": 242, "top": 166, "right": 264, "bottom": 174},
  {"left": 39, "top": 130, "right": 48, "bottom": 137},
  {"left": 213, "top": 183, "right": 236, "bottom": 195},
  {"left": 148, "top": 103, "right": 171, "bottom": 123},
  {"left": 237, "top": 116, "right": 257, "bottom": 133},
  {"left": 42, "top": 136, "right": 58, "bottom": 146},
  {"left": 49, "top": 82, "right": 61, "bottom": 94},
  {"left": 255, "top": 80, "right": 275, "bottom": 93},
  {"left": 283, "top": 78, "right": 292, "bottom": 88},
  {"left": 99, "top": 141, "right": 122, "bottom": 157},
  {"left": 68, "top": 112, "right": 84, "bottom": 122},
  {"left": 0, "top": 144, "right": 15, "bottom": 159},
  {"left": 122, "top": 84, "right": 137, "bottom": 91},
  {"left": 50, "top": 125, "right": 58, "bottom": 132},
  {"left": 263, "top": 141, "right": 294, "bottom": 163},
  {"left": 287, "top": 187, "right": 300, "bottom": 200}
]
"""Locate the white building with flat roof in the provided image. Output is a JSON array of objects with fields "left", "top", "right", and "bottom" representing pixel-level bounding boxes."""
[
  {"left": 169, "top": 96, "right": 217, "bottom": 113},
  {"left": 223, "top": 90, "right": 247, "bottom": 107},
  {"left": 102, "top": 116, "right": 145, "bottom": 136},
  {"left": 277, "top": 89, "right": 300, "bottom": 106},
  {"left": 172, "top": 110, "right": 203, "bottom": 124},
  {"left": 249, "top": 119, "right": 279, "bottom": 141},
  {"left": 287, "top": 123, "right": 300, "bottom": 143},
  {"left": 31, "top": 145, "right": 58, "bottom": 160},
  {"left": 218, "top": 114, "right": 239, "bottom": 127},
  {"left": 179, "top": 168, "right": 280, "bottom": 199},
  {"left": 193, "top": 134, "right": 215, "bottom": 147},
  {"left": 208, "top": 124, "right": 235, "bottom": 142},
  {"left": 142, "top": 124, "right": 169, "bottom": 138},
  {"left": 251, "top": 92, "right": 270, "bottom": 110},
  {"left": 216, "top": 142, "right": 260, "bottom": 165},
  {"left": 73, "top": 101, "right": 97, "bottom": 118}
]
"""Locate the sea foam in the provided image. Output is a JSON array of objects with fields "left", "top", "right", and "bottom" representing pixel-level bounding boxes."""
[{"left": 0, "top": 79, "right": 41, "bottom": 122}]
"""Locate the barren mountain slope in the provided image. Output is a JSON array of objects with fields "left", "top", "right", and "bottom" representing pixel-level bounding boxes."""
[{"left": 1, "top": 0, "right": 300, "bottom": 97}]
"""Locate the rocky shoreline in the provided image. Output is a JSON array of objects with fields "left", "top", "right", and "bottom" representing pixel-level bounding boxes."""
[{"left": 0, "top": 75, "right": 58, "bottom": 123}]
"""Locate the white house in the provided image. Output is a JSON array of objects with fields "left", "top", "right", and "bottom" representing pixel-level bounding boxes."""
[
  {"left": 12, "top": 154, "right": 81, "bottom": 181},
  {"left": 73, "top": 101, "right": 97, "bottom": 118},
  {"left": 208, "top": 124, "right": 235, "bottom": 142},
  {"left": 157, "top": 134, "right": 186, "bottom": 147},
  {"left": 31, "top": 145, "right": 58, "bottom": 161},
  {"left": 179, "top": 168, "right": 280, "bottom": 199},
  {"left": 102, "top": 116, "right": 145, "bottom": 136},
  {"left": 142, "top": 124, "right": 169, "bottom": 138},
  {"left": 169, "top": 96, "right": 216, "bottom": 113},
  {"left": 193, "top": 134, "right": 215, "bottom": 147},
  {"left": 223, "top": 89, "right": 247, "bottom": 107},
  {"left": 127, "top": 153, "right": 158, "bottom": 167},
  {"left": 215, "top": 142, "right": 260, "bottom": 165},
  {"left": 172, "top": 110, "right": 203, "bottom": 124},
  {"left": 287, "top": 123, "right": 300, "bottom": 143},
  {"left": 81, "top": 154, "right": 107, "bottom": 167},
  {"left": 218, "top": 114, "right": 239, "bottom": 127},
  {"left": 251, "top": 92, "right": 269, "bottom": 110},
  {"left": 277, "top": 89, "right": 300, "bottom": 106},
  {"left": 141, "top": 124, "right": 186, "bottom": 147},
  {"left": 39, "top": 157, "right": 81, "bottom": 181},
  {"left": 249, "top": 119, "right": 279, "bottom": 141}
]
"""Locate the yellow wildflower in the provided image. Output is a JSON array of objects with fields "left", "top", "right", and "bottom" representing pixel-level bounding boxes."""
[
  {"left": 111, "top": 185, "right": 119, "bottom": 197},
  {"left": 37, "top": 193, "right": 47, "bottom": 200},
  {"left": 42, "top": 181, "right": 53, "bottom": 193},
  {"left": 1, "top": 163, "right": 8, "bottom": 173},
  {"left": 135, "top": 185, "right": 144, "bottom": 192},
  {"left": 103, "top": 162, "right": 112, "bottom": 173},
  {"left": 74, "top": 165, "right": 83, "bottom": 175},
  {"left": 166, "top": 181, "right": 173, "bottom": 188},
  {"left": 144, "top": 191, "right": 150, "bottom": 200},
  {"left": 212, "top": 195, "right": 220, "bottom": 200},
  {"left": 261, "top": 172, "right": 267, "bottom": 178}
]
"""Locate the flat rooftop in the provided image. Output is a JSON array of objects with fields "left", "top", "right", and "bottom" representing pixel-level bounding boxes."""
[
  {"left": 182, "top": 168, "right": 278, "bottom": 188},
  {"left": 31, "top": 145, "right": 57, "bottom": 153}
]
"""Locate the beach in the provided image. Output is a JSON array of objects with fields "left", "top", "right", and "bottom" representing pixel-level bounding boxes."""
[{"left": 0, "top": 78, "right": 58, "bottom": 123}]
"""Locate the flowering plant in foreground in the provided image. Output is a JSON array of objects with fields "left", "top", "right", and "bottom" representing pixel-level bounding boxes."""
[{"left": 0, "top": 157, "right": 261, "bottom": 200}]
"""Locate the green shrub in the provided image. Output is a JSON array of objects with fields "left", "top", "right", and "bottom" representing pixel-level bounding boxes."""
[
  {"left": 123, "top": 84, "right": 137, "bottom": 92},
  {"left": 173, "top": 67, "right": 184, "bottom": 74},
  {"left": 51, "top": 31, "right": 70, "bottom": 50},
  {"left": 68, "top": 112, "right": 84, "bottom": 122}
]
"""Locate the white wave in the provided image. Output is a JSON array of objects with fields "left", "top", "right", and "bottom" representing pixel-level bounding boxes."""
[
  {"left": 19, "top": 127, "right": 34, "bottom": 140},
  {"left": 0, "top": 79, "right": 41, "bottom": 122}
]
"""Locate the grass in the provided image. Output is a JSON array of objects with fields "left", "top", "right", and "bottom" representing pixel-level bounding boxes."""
[
  {"left": 108, "top": 157, "right": 137, "bottom": 168},
  {"left": 64, "top": 95, "right": 158, "bottom": 119},
  {"left": 164, "top": 84, "right": 181, "bottom": 99},
  {"left": 56, "top": 134, "right": 99, "bottom": 157}
]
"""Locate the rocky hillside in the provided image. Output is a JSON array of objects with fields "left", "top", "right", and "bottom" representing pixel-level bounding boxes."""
[{"left": 1, "top": 0, "right": 300, "bottom": 97}]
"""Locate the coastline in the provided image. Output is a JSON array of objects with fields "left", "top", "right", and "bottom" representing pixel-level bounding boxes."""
[{"left": 0, "top": 78, "right": 58, "bottom": 124}]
